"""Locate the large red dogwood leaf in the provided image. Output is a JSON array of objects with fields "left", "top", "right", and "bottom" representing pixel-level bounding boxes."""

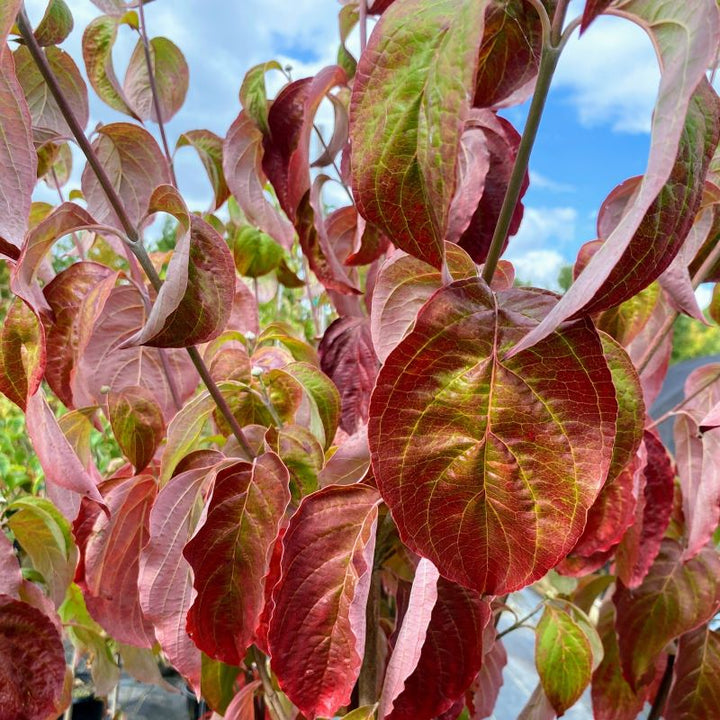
[
  {"left": 387, "top": 578, "right": 491, "bottom": 720},
  {"left": 350, "top": 0, "right": 489, "bottom": 269},
  {"left": 511, "top": 11, "right": 720, "bottom": 356},
  {"left": 267, "top": 484, "right": 381, "bottom": 719},
  {"left": 0, "top": 594, "right": 66, "bottom": 720},
  {"left": 82, "top": 475, "right": 158, "bottom": 648},
  {"left": 184, "top": 454, "right": 290, "bottom": 665},
  {"left": 369, "top": 278, "right": 617, "bottom": 594},
  {"left": 614, "top": 539, "right": 720, "bottom": 690},
  {"left": 665, "top": 625, "right": 720, "bottom": 720}
]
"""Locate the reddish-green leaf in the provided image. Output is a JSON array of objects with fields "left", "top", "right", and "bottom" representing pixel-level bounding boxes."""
[
  {"left": 124, "top": 36, "right": 188, "bottom": 122},
  {"left": 82, "top": 475, "right": 158, "bottom": 647},
  {"left": 239, "top": 60, "right": 283, "bottom": 136},
  {"left": 0, "top": 298, "right": 45, "bottom": 410},
  {"left": 470, "top": 625, "right": 507, "bottom": 720},
  {"left": 108, "top": 386, "right": 165, "bottom": 472},
  {"left": 387, "top": 577, "right": 491, "bottom": 720},
  {"left": 666, "top": 625, "right": 720, "bottom": 719},
  {"left": 82, "top": 15, "right": 138, "bottom": 117},
  {"left": 34, "top": 0, "right": 73, "bottom": 46},
  {"left": 265, "top": 424, "right": 323, "bottom": 501},
  {"left": 0, "top": 532, "right": 21, "bottom": 598},
  {"left": 350, "top": 0, "right": 488, "bottom": 269},
  {"left": 81, "top": 122, "right": 171, "bottom": 231},
  {"left": 176, "top": 130, "right": 230, "bottom": 210},
  {"left": 0, "top": 45, "right": 36, "bottom": 260},
  {"left": 267, "top": 484, "right": 381, "bottom": 719},
  {"left": 614, "top": 539, "right": 720, "bottom": 690},
  {"left": 369, "top": 278, "right": 617, "bottom": 594},
  {"left": 318, "top": 426, "right": 371, "bottom": 487},
  {"left": 0, "top": 594, "right": 66, "bottom": 720},
  {"left": 184, "top": 454, "right": 290, "bottom": 665}
]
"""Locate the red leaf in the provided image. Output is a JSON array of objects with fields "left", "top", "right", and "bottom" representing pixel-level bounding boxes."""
[
  {"left": 253, "top": 526, "right": 285, "bottom": 655},
  {"left": 319, "top": 316, "right": 379, "bottom": 434},
  {"left": 184, "top": 454, "right": 290, "bottom": 665},
  {"left": 317, "top": 426, "right": 371, "bottom": 487},
  {"left": 614, "top": 539, "right": 720, "bottom": 690},
  {"left": 222, "top": 680, "right": 261, "bottom": 720},
  {"left": 378, "top": 558, "right": 440, "bottom": 719},
  {"left": 81, "top": 122, "right": 171, "bottom": 232},
  {"left": 369, "top": 279, "right": 617, "bottom": 594},
  {"left": 580, "top": 1, "right": 614, "bottom": 33},
  {"left": 267, "top": 484, "right": 381, "bottom": 719},
  {"left": 83, "top": 475, "right": 158, "bottom": 648},
  {"left": 0, "top": 533, "right": 21, "bottom": 599},
  {"left": 262, "top": 66, "right": 346, "bottom": 222},
  {"left": 0, "top": 594, "right": 66, "bottom": 720},
  {"left": 223, "top": 110, "right": 295, "bottom": 249},
  {"left": 0, "top": 46, "right": 36, "bottom": 260},
  {"left": 666, "top": 625, "right": 720, "bottom": 719},
  {"left": 350, "top": 0, "right": 488, "bottom": 269},
  {"left": 470, "top": 625, "right": 507, "bottom": 720},
  {"left": 386, "top": 577, "right": 491, "bottom": 720}
]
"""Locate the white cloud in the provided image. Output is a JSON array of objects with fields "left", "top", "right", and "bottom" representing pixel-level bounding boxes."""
[
  {"left": 510, "top": 250, "right": 567, "bottom": 290},
  {"left": 529, "top": 170, "right": 574, "bottom": 193}
]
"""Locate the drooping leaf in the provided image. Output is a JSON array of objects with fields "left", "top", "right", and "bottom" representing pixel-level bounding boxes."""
[
  {"left": 613, "top": 539, "right": 720, "bottom": 690},
  {"left": 369, "top": 278, "right": 617, "bottom": 594},
  {"left": 232, "top": 225, "right": 284, "bottom": 278},
  {"left": 239, "top": 60, "right": 283, "bottom": 136},
  {"left": 665, "top": 625, "right": 720, "bottom": 719},
  {"left": 0, "top": 594, "right": 66, "bottom": 720},
  {"left": 184, "top": 454, "right": 290, "bottom": 665},
  {"left": 580, "top": 1, "right": 614, "bottom": 33},
  {"left": 470, "top": 625, "right": 507, "bottom": 720},
  {"left": 0, "top": 298, "right": 45, "bottom": 410},
  {"left": 108, "top": 385, "right": 165, "bottom": 472},
  {"left": 7, "top": 497, "right": 78, "bottom": 608},
  {"left": 32, "top": 0, "right": 73, "bottom": 46},
  {"left": 220, "top": 680, "right": 261, "bottom": 720},
  {"left": 378, "top": 558, "right": 440, "bottom": 719},
  {"left": 176, "top": 130, "right": 230, "bottom": 210},
  {"left": 0, "top": 45, "right": 37, "bottom": 260},
  {"left": 82, "top": 15, "right": 138, "bottom": 117},
  {"left": 319, "top": 316, "right": 379, "bottom": 434},
  {"left": 265, "top": 424, "right": 323, "bottom": 501},
  {"left": 0, "top": 533, "right": 21, "bottom": 599},
  {"left": 124, "top": 36, "right": 188, "bottom": 122},
  {"left": 387, "top": 577, "right": 492, "bottom": 720},
  {"left": 350, "top": 0, "right": 488, "bottom": 269},
  {"left": 81, "top": 122, "right": 171, "bottom": 231},
  {"left": 267, "top": 484, "right": 381, "bottom": 719},
  {"left": 318, "top": 426, "right": 371, "bottom": 487},
  {"left": 82, "top": 475, "right": 158, "bottom": 648},
  {"left": 312, "top": 92, "right": 349, "bottom": 168}
]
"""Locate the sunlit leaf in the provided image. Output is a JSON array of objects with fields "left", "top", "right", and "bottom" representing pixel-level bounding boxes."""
[
  {"left": 239, "top": 60, "right": 283, "bottom": 136},
  {"left": 34, "top": 0, "right": 73, "bottom": 46}
]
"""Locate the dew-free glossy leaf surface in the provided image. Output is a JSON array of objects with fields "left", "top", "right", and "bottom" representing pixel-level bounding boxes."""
[
  {"left": 369, "top": 278, "right": 617, "bottom": 594},
  {"left": 267, "top": 484, "right": 381, "bottom": 719}
]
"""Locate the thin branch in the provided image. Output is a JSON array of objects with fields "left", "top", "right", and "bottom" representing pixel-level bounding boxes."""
[
  {"left": 496, "top": 600, "right": 546, "bottom": 639},
  {"left": 550, "top": 0, "right": 572, "bottom": 47},
  {"left": 250, "top": 646, "right": 290, "bottom": 720},
  {"left": 647, "top": 653, "right": 675, "bottom": 720}
]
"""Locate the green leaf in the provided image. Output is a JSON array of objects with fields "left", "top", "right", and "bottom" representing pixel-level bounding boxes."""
[
  {"left": 34, "top": 0, "right": 73, "bottom": 46},
  {"left": 201, "top": 653, "right": 240, "bottom": 715},
  {"left": 239, "top": 59, "right": 283, "bottom": 135},
  {"left": 265, "top": 424, "right": 323, "bottom": 501},
  {"left": 176, "top": 129, "right": 230, "bottom": 211},
  {"left": 232, "top": 225, "right": 285, "bottom": 278}
]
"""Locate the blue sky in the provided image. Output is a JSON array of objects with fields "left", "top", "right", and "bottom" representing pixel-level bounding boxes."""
[{"left": 24, "top": 0, "right": 696, "bottom": 292}]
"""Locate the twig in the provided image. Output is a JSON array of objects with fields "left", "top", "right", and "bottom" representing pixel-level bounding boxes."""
[
  {"left": 647, "top": 368, "right": 720, "bottom": 430},
  {"left": 497, "top": 599, "right": 546, "bottom": 639},
  {"left": 647, "top": 653, "right": 675, "bottom": 720},
  {"left": 250, "top": 646, "right": 290, "bottom": 720}
]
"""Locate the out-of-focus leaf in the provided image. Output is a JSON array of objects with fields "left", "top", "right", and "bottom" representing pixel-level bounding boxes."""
[
  {"left": 369, "top": 279, "right": 617, "bottom": 594},
  {"left": 239, "top": 60, "right": 283, "bottom": 136},
  {"left": 34, "top": 0, "right": 73, "bottom": 46},
  {"left": 201, "top": 653, "right": 241, "bottom": 715},
  {"left": 470, "top": 624, "right": 507, "bottom": 720},
  {"left": 176, "top": 130, "right": 230, "bottom": 210},
  {"left": 232, "top": 225, "right": 284, "bottom": 278},
  {"left": 580, "top": 0, "right": 614, "bottom": 33},
  {"left": 0, "top": 533, "right": 21, "bottom": 598},
  {"left": 614, "top": 539, "right": 720, "bottom": 690},
  {"left": 184, "top": 454, "right": 290, "bottom": 665},
  {"left": 268, "top": 484, "right": 381, "bottom": 719}
]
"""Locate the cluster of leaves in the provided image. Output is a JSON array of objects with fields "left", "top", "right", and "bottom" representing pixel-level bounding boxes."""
[{"left": 0, "top": 0, "right": 720, "bottom": 719}]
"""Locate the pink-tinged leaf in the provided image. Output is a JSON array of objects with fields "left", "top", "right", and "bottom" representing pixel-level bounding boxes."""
[
  {"left": 512, "top": 55, "right": 720, "bottom": 357},
  {"left": 139, "top": 461, "right": 219, "bottom": 696},
  {"left": 556, "top": 547, "right": 616, "bottom": 578},
  {"left": 223, "top": 110, "right": 295, "bottom": 249},
  {"left": 184, "top": 454, "right": 290, "bottom": 665},
  {"left": 378, "top": 558, "right": 440, "bottom": 719},
  {"left": 90, "top": 0, "right": 131, "bottom": 16},
  {"left": 130, "top": 215, "right": 235, "bottom": 348},
  {"left": 580, "top": 1, "right": 614, "bottom": 33},
  {"left": 614, "top": 539, "right": 720, "bottom": 690},
  {"left": 34, "top": 0, "right": 73, "bottom": 46},
  {"left": 14, "top": 45, "right": 88, "bottom": 142},
  {"left": 350, "top": 0, "right": 488, "bottom": 269},
  {"left": 311, "top": 93, "right": 349, "bottom": 168},
  {"left": 72, "top": 284, "right": 198, "bottom": 421},
  {"left": 517, "top": 685, "right": 556, "bottom": 720},
  {"left": 81, "top": 122, "right": 171, "bottom": 231},
  {"left": 262, "top": 65, "right": 346, "bottom": 222},
  {"left": 616, "top": 430, "right": 675, "bottom": 588},
  {"left": 591, "top": 601, "right": 662, "bottom": 720},
  {"left": 0, "top": 533, "right": 21, "bottom": 599},
  {"left": 124, "top": 36, "right": 188, "bottom": 122},
  {"left": 666, "top": 625, "right": 720, "bottom": 719},
  {"left": 344, "top": 218, "right": 392, "bottom": 268},
  {"left": 83, "top": 475, "right": 157, "bottom": 648},
  {"left": 370, "top": 244, "right": 477, "bottom": 363},
  {"left": 457, "top": 111, "right": 526, "bottom": 263},
  {"left": 176, "top": 130, "right": 230, "bottom": 211},
  {"left": 0, "top": 46, "right": 37, "bottom": 261},
  {"left": 253, "top": 525, "right": 285, "bottom": 655},
  {"left": 82, "top": 15, "right": 138, "bottom": 118},
  {"left": 219, "top": 680, "right": 261, "bottom": 720},
  {"left": 267, "top": 484, "right": 381, "bottom": 719},
  {"left": 0, "top": 594, "right": 66, "bottom": 720},
  {"left": 0, "top": 298, "right": 45, "bottom": 410},
  {"left": 239, "top": 60, "right": 283, "bottom": 136},
  {"left": 319, "top": 316, "right": 379, "bottom": 434},
  {"left": 25, "top": 391, "right": 104, "bottom": 510},
  {"left": 369, "top": 279, "right": 617, "bottom": 594},
  {"left": 108, "top": 386, "right": 165, "bottom": 472},
  {"left": 470, "top": 625, "right": 507, "bottom": 720},
  {"left": 318, "top": 426, "right": 371, "bottom": 487},
  {"left": 387, "top": 578, "right": 492, "bottom": 720}
]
